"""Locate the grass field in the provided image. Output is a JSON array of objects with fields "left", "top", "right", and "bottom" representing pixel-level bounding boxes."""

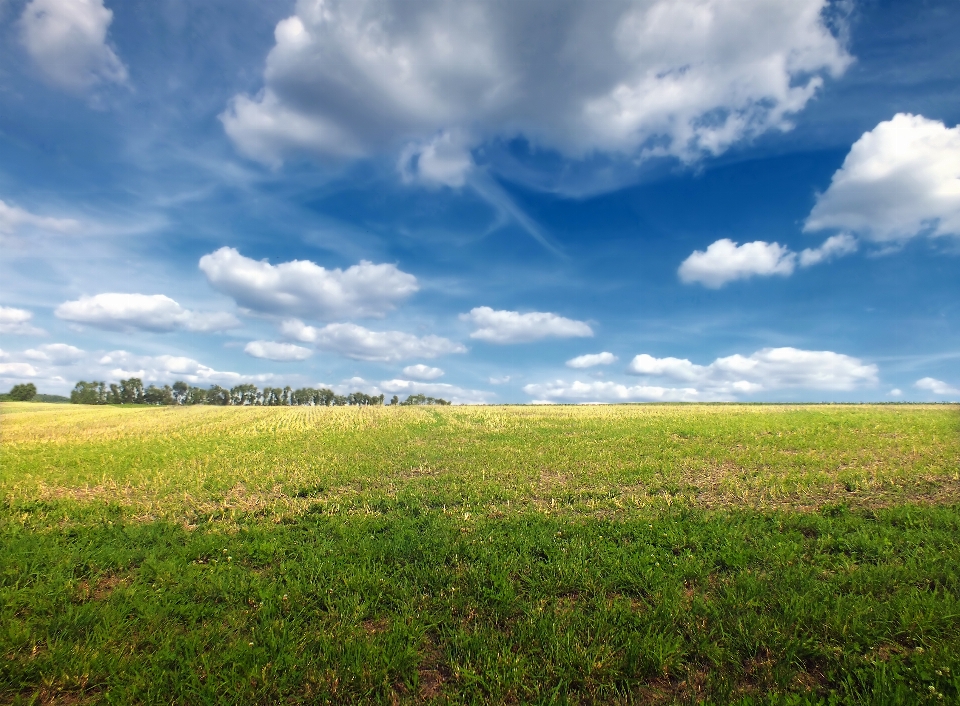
[{"left": 1, "top": 402, "right": 959, "bottom": 705}]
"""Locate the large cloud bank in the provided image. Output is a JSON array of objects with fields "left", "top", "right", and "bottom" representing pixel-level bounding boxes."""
[
  {"left": 222, "top": 0, "right": 850, "bottom": 176},
  {"left": 526, "top": 346, "right": 877, "bottom": 402}
]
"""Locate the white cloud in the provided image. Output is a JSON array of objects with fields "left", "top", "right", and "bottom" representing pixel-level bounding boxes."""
[
  {"left": 23, "top": 343, "right": 85, "bottom": 365},
  {"left": 627, "top": 347, "right": 878, "bottom": 393},
  {"left": 678, "top": 239, "right": 796, "bottom": 288},
  {"left": 915, "top": 377, "right": 960, "bottom": 397},
  {"left": 379, "top": 378, "right": 494, "bottom": 405},
  {"left": 282, "top": 319, "right": 466, "bottom": 362},
  {"left": 889, "top": 388, "right": 902, "bottom": 397},
  {"left": 199, "top": 247, "right": 418, "bottom": 320},
  {"left": 399, "top": 130, "right": 474, "bottom": 188},
  {"left": 0, "top": 306, "right": 45, "bottom": 335},
  {"left": 19, "top": 0, "right": 127, "bottom": 92},
  {"left": 0, "top": 199, "right": 79, "bottom": 236},
  {"left": 489, "top": 375, "right": 511, "bottom": 385},
  {"left": 402, "top": 364, "right": 444, "bottom": 380},
  {"left": 461, "top": 306, "right": 593, "bottom": 344},
  {"left": 798, "top": 233, "right": 858, "bottom": 267},
  {"left": 221, "top": 0, "right": 849, "bottom": 169},
  {"left": 54, "top": 293, "right": 240, "bottom": 332},
  {"left": 0, "top": 362, "right": 40, "bottom": 378},
  {"left": 244, "top": 340, "right": 312, "bottom": 362},
  {"left": 566, "top": 352, "right": 618, "bottom": 368},
  {"left": 523, "top": 379, "right": 703, "bottom": 403},
  {"left": 97, "top": 350, "right": 277, "bottom": 386},
  {"left": 679, "top": 234, "right": 858, "bottom": 287},
  {"left": 805, "top": 114, "right": 960, "bottom": 242}
]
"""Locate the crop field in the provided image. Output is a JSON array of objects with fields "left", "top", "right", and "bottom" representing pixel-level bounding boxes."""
[{"left": 1, "top": 402, "right": 959, "bottom": 705}]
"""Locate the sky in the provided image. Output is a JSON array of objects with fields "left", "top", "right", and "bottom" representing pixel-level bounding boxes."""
[{"left": 1, "top": 0, "right": 958, "bottom": 404}]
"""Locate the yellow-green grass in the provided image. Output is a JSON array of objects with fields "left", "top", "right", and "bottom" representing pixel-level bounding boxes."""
[{"left": 1, "top": 402, "right": 959, "bottom": 704}]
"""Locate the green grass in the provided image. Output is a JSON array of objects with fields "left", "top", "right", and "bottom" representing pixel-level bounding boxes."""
[{"left": 1, "top": 402, "right": 959, "bottom": 704}]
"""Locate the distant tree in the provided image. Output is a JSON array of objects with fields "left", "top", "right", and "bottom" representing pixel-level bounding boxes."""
[
  {"left": 119, "top": 378, "right": 144, "bottom": 404},
  {"left": 230, "top": 384, "right": 258, "bottom": 405},
  {"left": 9, "top": 383, "right": 37, "bottom": 401},
  {"left": 390, "top": 395, "right": 399, "bottom": 405},
  {"left": 107, "top": 383, "right": 122, "bottom": 404},
  {"left": 172, "top": 381, "right": 189, "bottom": 405},
  {"left": 400, "top": 393, "right": 450, "bottom": 406},
  {"left": 71, "top": 381, "right": 107, "bottom": 404},
  {"left": 143, "top": 384, "right": 174, "bottom": 405},
  {"left": 186, "top": 386, "right": 208, "bottom": 405},
  {"left": 207, "top": 385, "right": 230, "bottom": 405}
]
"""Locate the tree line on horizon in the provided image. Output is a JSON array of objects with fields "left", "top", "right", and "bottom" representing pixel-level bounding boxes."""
[{"left": 69, "top": 378, "right": 450, "bottom": 407}]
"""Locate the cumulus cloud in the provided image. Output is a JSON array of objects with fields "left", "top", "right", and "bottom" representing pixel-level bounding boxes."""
[
  {"left": 627, "top": 347, "right": 878, "bottom": 393},
  {"left": 915, "top": 377, "right": 960, "bottom": 397},
  {"left": 97, "top": 350, "right": 277, "bottom": 386},
  {"left": 23, "top": 343, "right": 85, "bottom": 364},
  {"left": 199, "top": 247, "right": 418, "bottom": 320},
  {"left": 221, "top": 0, "right": 850, "bottom": 170},
  {"left": 379, "top": 378, "right": 493, "bottom": 405},
  {"left": 244, "top": 340, "right": 312, "bottom": 362},
  {"left": 805, "top": 114, "right": 960, "bottom": 242},
  {"left": 524, "top": 379, "right": 702, "bottom": 403},
  {"left": 282, "top": 319, "right": 465, "bottom": 362},
  {"left": 462, "top": 307, "right": 592, "bottom": 344},
  {"left": 0, "top": 362, "right": 40, "bottom": 378},
  {"left": 0, "top": 306, "right": 45, "bottom": 335},
  {"left": 399, "top": 130, "right": 474, "bottom": 188},
  {"left": 402, "top": 364, "right": 444, "bottom": 380},
  {"left": 679, "top": 234, "right": 858, "bottom": 287},
  {"left": 678, "top": 239, "right": 796, "bottom": 288},
  {"left": 19, "top": 0, "right": 127, "bottom": 92},
  {"left": 798, "top": 233, "right": 858, "bottom": 267},
  {"left": 54, "top": 293, "right": 240, "bottom": 332},
  {"left": 0, "top": 199, "right": 79, "bottom": 236},
  {"left": 566, "top": 352, "right": 618, "bottom": 368}
]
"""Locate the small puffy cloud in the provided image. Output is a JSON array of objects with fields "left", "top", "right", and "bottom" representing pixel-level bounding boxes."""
[
  {"left": 244, "top": 340, "right": 312, "bottom": 362},
  {"left": 889, "top": 388, "right": 903, "bottom": 397},
  {"left": 678, "top": 239, "right": 795, "bottom": 288},
  {"left": 54, "top": 293, "right": 240, "bottom": 332},
  {"left": 399, "top": 131, "right": 474, "bottom": 188},
  {"left": 0, "top": 306, "right": 45, "bottom": 335},
  {"left": 19, "top": 0, "right": 127, "bottom": 92},
  {"left": 566, "top": 352, "right": 618, "bottom": 368},
  {"left": 489, "top": 375, "right": 511, "bottom": 385},
  {"left": 282, "top": 319, "right": 466, "bottom": 362},
  {"left": 679, "top": 234, "right": 858, "bottom": 287},
  {"left": 628, "top": 347, "right": 878, "bottom": 393},
  {"left": 199, "top": 247, "right": 418, "bottom": 320},
  {"left": 221, "top": 0, "right": 849, "bottom": 169},
  {"left": 523, "top": 380, "right": 702, "bottom": 403},
  {"left": 915, "top": 377, "right": 960, "bottom": 397},
  {"left": 0, "top": 199, "right": 79, "bottom": 236},
  {"left": 402, "top": 364, "right": 444, "bottom": 380},
  {"left": 462, "top": 307, "right": 593, "bottom": 344},
  {"left": 798, "top": 233, "right": 858, "bottom": 267},
  {"left": 23, "top": 343, "right": 85, "bottom": 365},
  {"left": 805, "top": 114, "right": 960, "bottom": 242}
]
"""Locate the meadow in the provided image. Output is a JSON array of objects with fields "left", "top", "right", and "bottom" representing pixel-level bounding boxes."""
[{"left": 1, "top": 402, "right": 958, "bottom": 705}]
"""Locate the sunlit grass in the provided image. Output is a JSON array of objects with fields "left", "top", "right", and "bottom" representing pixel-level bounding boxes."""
[{"left": 1, "top": 402, "right": 959, "bottom": 704}]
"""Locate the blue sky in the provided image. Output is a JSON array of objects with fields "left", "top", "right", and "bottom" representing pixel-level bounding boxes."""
[{"left": 1, "top": 0, "right": 958, "bottom": 403}]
